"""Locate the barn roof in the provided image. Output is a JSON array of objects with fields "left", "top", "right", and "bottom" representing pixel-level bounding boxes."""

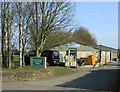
[
  {"left": 94, "top": 45, "right": 118, "bottom": 53},
  {"left": 52, "top": 42, "right": 118, "bottom": 53},
  {"left": 52, "top": 42, "right": 99, "bottom": 51}
]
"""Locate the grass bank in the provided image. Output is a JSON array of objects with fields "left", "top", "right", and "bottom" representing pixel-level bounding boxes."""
[{"left": 2, "top": 66, "right": 77, "bottom": 82}]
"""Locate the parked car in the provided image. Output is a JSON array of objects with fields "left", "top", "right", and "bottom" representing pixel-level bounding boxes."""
[{"left": 41, "top": 50, "right": 60, "bottom": 66}]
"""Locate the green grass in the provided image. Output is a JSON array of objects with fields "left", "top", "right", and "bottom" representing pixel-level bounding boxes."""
[
  {"left": 2, "top": 55, "right": 77, "bottom": 81},
  {"left": 2, "top": 55, "right": 76, "bottom": 74},
  {"left": 2, "top": 66, "right": 76, "bottom": 73},
  {"left": 2, "top": 66, "right": 77, "bottom": 82},
  {"left": 12, "top": 55, "right": 19, "bottom": 66},
  {"left": 0, "top": 55, "right": 20, "bottom": 66},
  {"left": 2, "top": 66, "right": 76, "bottom": 82},
  {"left": 2, "top": 66, "right": 46, "bottom": 73},
  {"left": 48, "top": 66, "right": 76, "bottom": 76}
]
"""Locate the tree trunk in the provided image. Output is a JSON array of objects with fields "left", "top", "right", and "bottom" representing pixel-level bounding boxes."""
[
  {"left": 39, "top": 41, "right": 46, "bottom": 56},
  {"left": 19, "top": 2, "right": 22, "bottom": 67},
  {"left": 7, "top": 2, "right": 11, "bottom": 68},
  {"left": 39, "top": 35, "right": 47, "bottom": 56},
  {"left": 39, "top": 2, "right": 46, "bottom": 56},
  {"left": 35, "top": 2, "right": 39, "bottom": 57},
  {"left": 36, "top": 2, "right": 46, "bottom": 57},
  {"left": 22, "top": 44, "right": 25, "bottom": 66},
  {"left": 1, "top": 2, "right": 7, "bottom": 68},
  {"left": 36, "top": 47, "right": 40, "bottom": 57}
]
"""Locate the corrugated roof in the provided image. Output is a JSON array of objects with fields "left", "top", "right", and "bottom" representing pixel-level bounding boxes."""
[
  {"left": 52, "top": 42, "right": 99, "bottom": 51},
  {"left": 94, "top": 45, "right": 118, "bottom": 53}
]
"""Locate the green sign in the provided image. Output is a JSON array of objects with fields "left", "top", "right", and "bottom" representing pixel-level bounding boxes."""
[{"left": 32, "top": 58, "right": 43, "bottom": 65}]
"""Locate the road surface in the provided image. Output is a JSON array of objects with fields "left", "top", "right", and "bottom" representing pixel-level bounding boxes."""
[{"left": 2, "top": 61, "right": 119, "bottom": 91}]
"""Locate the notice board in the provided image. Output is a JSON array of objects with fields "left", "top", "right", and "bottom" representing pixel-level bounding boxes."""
[{"left": 30, "top": 57, "right": 47, "bottom": 69}]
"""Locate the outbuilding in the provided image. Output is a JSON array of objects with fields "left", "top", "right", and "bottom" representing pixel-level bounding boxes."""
[
  {"left": 52, "top": 42, "right": 99, "bottom": 63},
  {"left": 52, "top": 42, "right": 118, "bottom": 66},
  {"left": 94, "top": 45, "right": 118, "bottom": 65}
]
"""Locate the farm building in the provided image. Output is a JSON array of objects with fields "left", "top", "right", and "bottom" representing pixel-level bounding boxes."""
[
  {"left": 94, "top": 45, "right": 118, "bottom": 65},
  {"left": 52, "top": 42, "right": 99, "bottom": 63},
  {"left": 52, "top": 42, "right": 118, "bottom": 66}
]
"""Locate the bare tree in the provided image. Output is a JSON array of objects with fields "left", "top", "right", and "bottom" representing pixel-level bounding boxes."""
[
  {"left": 7, "top": 2, "right": 11, "bottom": 68},
  {"left": 19, "top": 2, "right": 22, "bottom": 67},
  {"left": 10, "top": 2, "right": 32, "bottom": 66},
  {"left": 9, "top": 3, "right": 19, "bottom": 54},
  {"left": 1, "top": 2, "right": 17, "bottom": 68},
  {"left": 29, "top": 2, "right": 74, "bottom": 57},
  {"left": 21, "top": 2, "right": 32, "bottom": 66},
  {"left": 1, "top": 2, "right": 7, "bottom": 67}
]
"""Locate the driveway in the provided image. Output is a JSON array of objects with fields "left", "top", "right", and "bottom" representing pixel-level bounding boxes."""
[{"left": 2, "top": 61, "right": 119, "bottom": 91}]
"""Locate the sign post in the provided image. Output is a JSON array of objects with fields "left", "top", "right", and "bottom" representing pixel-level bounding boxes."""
[{"left": 30, "top": 57, "right": 47, "bottom": 69}]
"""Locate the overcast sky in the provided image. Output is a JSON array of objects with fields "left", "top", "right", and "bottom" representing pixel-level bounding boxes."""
[{"left": 74, "top": 2, "right": 118, "bottom": 49}]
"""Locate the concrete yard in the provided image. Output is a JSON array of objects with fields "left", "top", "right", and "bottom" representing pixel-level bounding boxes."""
[{"left": 2, "top": 61, "right": 119, "bottom": 91}]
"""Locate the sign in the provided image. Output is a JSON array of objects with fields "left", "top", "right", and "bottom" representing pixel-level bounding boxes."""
[
  {"left": 32, "top": 58, "right": 43, "bottom": 65},
  {"left": 30, "top": 57, "right": 47, "bottom": 69}
]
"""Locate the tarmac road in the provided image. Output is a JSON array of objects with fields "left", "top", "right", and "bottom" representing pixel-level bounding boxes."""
[{"left": 2, "top": 61, "right": 119, "bottom": 91}]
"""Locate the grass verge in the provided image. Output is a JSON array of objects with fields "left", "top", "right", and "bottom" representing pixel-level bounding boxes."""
[
  {"left": 47, "top": 66, "right": 77, "bottom": 77},
  {"left": 2, "top": 66, "right": 77, "bottom": 82}
]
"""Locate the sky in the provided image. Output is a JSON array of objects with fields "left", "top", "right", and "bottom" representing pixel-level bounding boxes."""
[{"left": 73, "top": 2, "right": 118, "bottom": 49}]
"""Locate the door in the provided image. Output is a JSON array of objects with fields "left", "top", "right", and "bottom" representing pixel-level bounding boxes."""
[{"left": 69, "top": 49, "right": 77, "bottom": 59}]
